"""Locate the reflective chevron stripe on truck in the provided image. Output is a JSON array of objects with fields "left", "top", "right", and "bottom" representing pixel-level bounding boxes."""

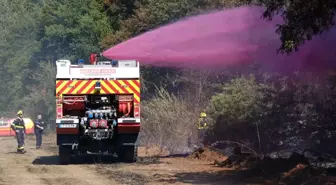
[{"left": 55, "top": 79, "right": 140, "bottom": 103}]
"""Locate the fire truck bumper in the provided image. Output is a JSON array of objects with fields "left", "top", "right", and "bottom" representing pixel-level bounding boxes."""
[{"left": 117, "top": 118, "right": 140, "bottom": 134}]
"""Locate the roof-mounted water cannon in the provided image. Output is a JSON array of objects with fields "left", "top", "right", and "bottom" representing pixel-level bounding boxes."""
[
  {"left": 89, "top": 53, "right": 97, "bottom": 65},
  {"left": 89, "top": 54, "right": 94, "bottom": 64},
  {"left": 89, "top": 52, "right": 102, "bottom": 65}
]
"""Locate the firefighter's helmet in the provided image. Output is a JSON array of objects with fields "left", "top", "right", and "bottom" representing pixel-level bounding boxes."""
[
  {"left": 17, "top": 110, "right": 23, "bottom": 115},
  {"left": 200, "top": 112, "right": 207, "bottom": 118}
]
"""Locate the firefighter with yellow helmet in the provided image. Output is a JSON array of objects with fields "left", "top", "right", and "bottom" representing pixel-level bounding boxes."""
[
  {"left": 197, "top": 111, "right": 208, "bottom": 147},
  {"left": 10, "top": 110, "right": 26, "bottom": 154}
]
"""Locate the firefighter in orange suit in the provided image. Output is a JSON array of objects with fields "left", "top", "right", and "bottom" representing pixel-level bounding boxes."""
[{"left": 11, "top": 110, "right": 26, "bottom": 154}]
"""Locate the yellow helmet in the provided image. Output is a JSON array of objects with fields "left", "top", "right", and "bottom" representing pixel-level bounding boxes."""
[
  {"left": 200, "top": 112, "right": 207, "bottom": 118},
  {"left": 17, "top": 110, "right": 23, "bottom": 115}
]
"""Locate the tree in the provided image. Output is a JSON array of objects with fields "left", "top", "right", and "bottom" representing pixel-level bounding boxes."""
[
  {"left": 21, "top": 61, "right": 56, "bottom": 120},
  {"left": 36, "top": 0, "right": 113, "bottom": 62},
  {"left": 256, "top": 0, "right": 336, "bottom": 54},
  {"left": 206, "top": 75, "right": 266, "bottom": 152},
  {"left": 0, "top": 0, "right": 42, "bottom": 113}
]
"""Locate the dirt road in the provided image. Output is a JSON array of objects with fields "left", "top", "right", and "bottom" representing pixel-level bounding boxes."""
[{"left": 0, "top": 135, "right": 238, "bottom": 185}]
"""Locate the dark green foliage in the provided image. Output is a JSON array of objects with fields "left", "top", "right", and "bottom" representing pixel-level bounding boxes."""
[
  {"left": 207, "top": 73, "right": 336, "bottom": 156},
  {"left": 258, "top": 0, "right": 336, "bottom": 54},
  {"left": 0, "top": 0, "right": 42, "bottom": 114},
  {"left": 36, "top": 0, "right": 112, "bottom": 61}
]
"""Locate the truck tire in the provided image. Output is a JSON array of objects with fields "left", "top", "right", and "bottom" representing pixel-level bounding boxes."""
[
  {"left": 119, "top": 145, "right": 137, "bottom": 163},
  {"left": 59, "top": 145, "right": 71, "bottom": 165}
]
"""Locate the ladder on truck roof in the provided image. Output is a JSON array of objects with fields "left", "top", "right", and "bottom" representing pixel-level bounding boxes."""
[{"left": 56, "top": 59, "right": 140, "bottom": 80}]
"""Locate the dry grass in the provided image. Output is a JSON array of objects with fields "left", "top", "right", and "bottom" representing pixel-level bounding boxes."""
[{"left": 141, "top": 87, "right": 198, "bottom": 154}]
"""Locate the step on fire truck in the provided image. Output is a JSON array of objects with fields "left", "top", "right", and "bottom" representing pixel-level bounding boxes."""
[{"left": 55, "top": 53, "right": 140, "bottom": 164}]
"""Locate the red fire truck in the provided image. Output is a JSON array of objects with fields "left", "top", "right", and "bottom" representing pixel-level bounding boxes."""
[{"left": 55, "top": 54, "right": 140, "bottom": 164}]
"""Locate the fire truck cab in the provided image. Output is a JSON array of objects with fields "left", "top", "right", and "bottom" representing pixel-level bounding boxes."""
[{"left": 55, "top": 54, "right": 140, "bottom": 164}]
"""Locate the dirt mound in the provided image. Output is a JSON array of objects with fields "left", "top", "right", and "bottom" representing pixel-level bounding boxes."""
[{"left": 187, "top": 147, "right": 227, "bottom": 162}]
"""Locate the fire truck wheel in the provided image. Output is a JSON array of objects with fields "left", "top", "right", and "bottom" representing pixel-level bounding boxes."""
[
  {"left": 59, "top": 145, "right": 71, "bottom": 165},
  {"left": 119, "top": 145, "right": 138, "bottom": 163}
]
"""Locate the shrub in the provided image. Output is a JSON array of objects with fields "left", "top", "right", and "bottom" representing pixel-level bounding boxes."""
[{"left": 140, "top": 87, "right": 198, "bottom": 154}]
